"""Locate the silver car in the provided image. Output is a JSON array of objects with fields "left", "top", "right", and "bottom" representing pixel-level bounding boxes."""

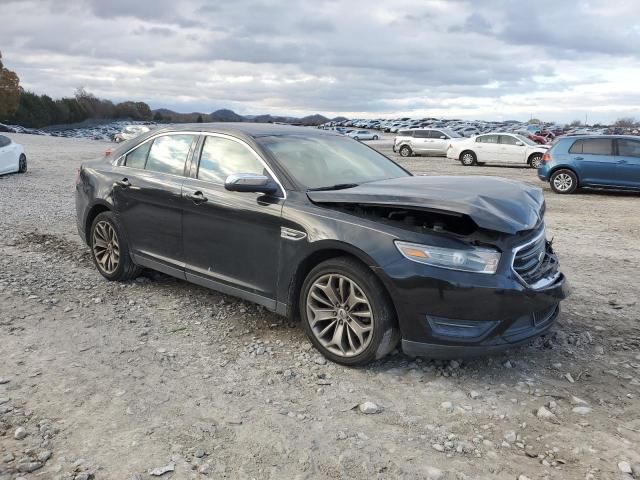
[
  {"left": 347, "top": 130, "right": 380, "bottom": 141},
  {"left": 393, "top": 128, "right": 462, "bottom": 157}
]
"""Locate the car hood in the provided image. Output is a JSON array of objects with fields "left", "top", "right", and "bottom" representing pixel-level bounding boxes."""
[{"left": 307, "top": 176, "right": 545, "bottom": 235}]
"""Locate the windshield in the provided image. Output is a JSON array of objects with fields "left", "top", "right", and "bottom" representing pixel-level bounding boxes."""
[
  {"left": 441, "top": 128, "right": 461, "bottom": 138},
  {"left": 258, "top": 134, "right": 409, "bottom": 189},
  {"left": 515, "top": 134, "right": 537, "bottom": 146}
]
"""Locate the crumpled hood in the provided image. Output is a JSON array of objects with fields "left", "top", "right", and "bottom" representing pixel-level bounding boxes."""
[{"left": 307, "top": 176, "right": 545, "bottom": 235}]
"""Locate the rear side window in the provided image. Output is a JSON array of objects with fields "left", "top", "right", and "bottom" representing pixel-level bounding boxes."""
[
  {"left": 398, "top": 130, "right": 414, "bottom": 137},
  {"left": 125, "top": 141, "right": 152, "bottom": 169},
  {"left": 0, "top": 135, "right": 11, "bottom": 148},
  {"left": 617, "top": 139, "right": 640, "bottom": 158},
  {"left": 413, "top": 130, "right": 430, "bottom": 138},
  {"left": 569, "top": 139, "right": 613, "bottom": 155},
  {"left": 197, "top": 136, "right": 265, "bottom": 184},
  {"left": 145, "top": 134, "right": 195, "bottom": 176},
  {"left": 429, "top": 130, "right": 446, "bottom": 139},
  {"left": 476, "top": 135, "right": 498, "bottom": 144}
]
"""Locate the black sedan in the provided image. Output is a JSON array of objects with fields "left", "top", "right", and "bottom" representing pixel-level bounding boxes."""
[{"left": 75, "top": 124, "right": 569, "bottom": 365}]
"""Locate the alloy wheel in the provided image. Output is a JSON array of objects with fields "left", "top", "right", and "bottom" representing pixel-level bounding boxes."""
[
  {"left": 19, "top": 157, "right": 26, "bottom": 172},
  {"left": 92, "top": 220, "right": 120, "bottom": 274},
  {"left": 530, "top": 155, "right": 542, "bottom": 168},
  {"left": 306, "top": 273, "right": 374, "bottom": 357},
  {"left": 553, "top": 173, "right": 573, "bottom": 192}
]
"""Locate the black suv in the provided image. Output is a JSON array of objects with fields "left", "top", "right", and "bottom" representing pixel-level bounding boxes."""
[{"left": 76, "top": 123, "right": 568, "bottom": 365}]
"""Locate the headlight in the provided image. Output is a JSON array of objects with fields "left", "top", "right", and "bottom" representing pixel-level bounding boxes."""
[{"left": 395, "top": 241, "right": 501, "bottom": 274}]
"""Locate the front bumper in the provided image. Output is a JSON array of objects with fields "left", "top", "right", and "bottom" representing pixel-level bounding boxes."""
[{"left": 375, "top": 249, "right": 569, "bottom": 359}]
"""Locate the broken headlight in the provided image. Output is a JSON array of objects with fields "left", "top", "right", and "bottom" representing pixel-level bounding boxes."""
[{"left": 395, "top": 241, "right": 501, "bottom": 274}]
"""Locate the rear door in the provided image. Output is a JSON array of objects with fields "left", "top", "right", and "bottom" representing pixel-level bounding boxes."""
[
  {"left": 181, "top": 133, "right": 284, "bottom": 306},
  {"left": 112, "top": 133, "right": 197, "bottom": 277},
  {"left": 568, "top": 138, "right": 618, "bottom": 185},
  {"left": 615, "top": 138, "right": 640, "bottom": 188},
  {"left": 474, "top": 135, "right": 499, "bottom": 163},
  {"left": 412, "top": 130, "right": 434, "bottom": 153}
]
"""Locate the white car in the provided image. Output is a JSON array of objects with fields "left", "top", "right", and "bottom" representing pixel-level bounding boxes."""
[
  {"left": 0, "top": 135, "right": 27, "bottom": 175},
  {"left": 347, "top": 130, "right": 379, "bottom": 141},
  {"left": 446, "top": 133, "right": 549, "bottom": 168},
  {"left": 113, "top": 125, "right": 151, "bottom": 143}
]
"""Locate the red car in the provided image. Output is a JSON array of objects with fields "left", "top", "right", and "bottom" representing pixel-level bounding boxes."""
[{"left": 527, "top": 133, "right": 547, "bottom": 145}]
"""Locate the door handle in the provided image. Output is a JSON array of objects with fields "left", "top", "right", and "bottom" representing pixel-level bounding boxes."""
[
  {"left": 187, "top": 191, "right": 208, "bottom": 204},
  {"left": 115, "top": 178, "right": 131, "bottom": 188}
]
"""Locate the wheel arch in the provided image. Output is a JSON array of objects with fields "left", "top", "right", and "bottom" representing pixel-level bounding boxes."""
[
  {"left": 527, "top": 151, "right": 543, "bottom": 165},
  {"left": 285, "top": 241, "right": 399, "bottom": 325},
  {"left": 84, "top": 201, "right": 113, "bottom": 245},
  {"left": 548, "top": 165, "right": 581, "bottom": 186},
  {"left": 459, "top": 149, "right": 476, "bottom": 161}
]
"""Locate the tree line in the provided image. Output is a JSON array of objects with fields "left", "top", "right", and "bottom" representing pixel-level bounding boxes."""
[{"left": 0, "top": 51, "right": 152, "bottom": 128}]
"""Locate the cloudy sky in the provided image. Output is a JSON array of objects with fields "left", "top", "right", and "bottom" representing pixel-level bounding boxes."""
[{"left": 1, "top": 0, "right": 639, "bottom": 123}]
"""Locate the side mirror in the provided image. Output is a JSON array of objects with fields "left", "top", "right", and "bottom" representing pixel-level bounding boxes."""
[
  {"left": 516, "top": 142, "right": 524, "bottom": 146},
  {"left": 225, "top": 173, "right": 278, "bottom": 194},
  {"left": 439, "top": 136, "right": 447, "bottom": 139}
]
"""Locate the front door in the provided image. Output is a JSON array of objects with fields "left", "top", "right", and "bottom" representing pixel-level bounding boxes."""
[
  {"left": 498, "top": 135, "right": 526, "bottom": 164},
  {"left": 181, "top": 134, "right": 284, "bottom": 307},
  {"left": 112, "top": 133, "right": 197, "bottom": 276}
]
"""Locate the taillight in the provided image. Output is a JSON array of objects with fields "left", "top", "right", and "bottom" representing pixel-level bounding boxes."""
[{"left": 541, "top": 152, "right": 551, "bottom": 164}]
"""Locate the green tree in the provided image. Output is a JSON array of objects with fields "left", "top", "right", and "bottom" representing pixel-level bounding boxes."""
[{"left": 0, "top": 51, "right": 21, "bottom": 122}]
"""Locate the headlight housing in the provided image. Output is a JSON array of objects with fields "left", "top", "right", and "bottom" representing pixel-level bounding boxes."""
[{"left": 395, "top": 241, "right": 501, "bottom": 274}]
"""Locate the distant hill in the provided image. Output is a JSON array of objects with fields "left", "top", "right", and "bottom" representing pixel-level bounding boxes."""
[{"left": 151, "top": 108, "right": 330, "bottom": 126}]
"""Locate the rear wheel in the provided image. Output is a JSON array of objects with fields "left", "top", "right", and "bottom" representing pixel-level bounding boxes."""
[
  {"left": 372, "top": 135, "right": 379, "bottom": 140},
  {"left": 529, "top": 153, "right": 543, "bottom": 169},
  {"left": 399, "top": 145, "right": 412, "bottom": 157},
  {"left": 18, "top": 154, "right": 27, "bottom": 173},
  {"left": 90, "top": 211, "right": 141, "bottom": 281},
  {"left": 460, "top": 151, "right": 476, "bottom": 166},
  {"left": 550, "top": 169, "right": 578, "bottom": 194},
  {"left": 353, "top": 136, "right": 360, "bottom": 141},
  {"left": 300, "top": 257, "right": 399, "bottom": 366}
]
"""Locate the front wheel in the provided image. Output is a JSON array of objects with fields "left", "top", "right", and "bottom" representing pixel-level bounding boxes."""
[
  {"left": 90, "top": 211, "right": 141, "bottom": 281},
  {"left": 529, "top": 154, "right": 543, "bottom": 169},
  {"left": 460, "top": 151, "right": 477, "bottom": 166},
  {"left": 372, "top": 135, "right": 379, "bottom": 140},
  {"left": 18, "top": 154, "right": 27, "bottom": 173},
  {"left": 550, "top": 169, "right": 578, "bottom": 194},
  {"left": 300, "top": 257, "right": 399, "bottom": 366},
  {"left": 353, "top": 136, "right": 359, "bottom": 141}
]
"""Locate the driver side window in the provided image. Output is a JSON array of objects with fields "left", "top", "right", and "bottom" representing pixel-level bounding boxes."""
[{"left": 197, "top": 136, "right": 266, "bottom": 184}]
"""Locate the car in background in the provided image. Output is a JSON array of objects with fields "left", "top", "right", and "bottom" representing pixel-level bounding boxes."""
[
  {"left": 447, "top": 133, "right": 549, "bottom": 168},
  {"left": 75, "top": 123, "right": 568, "bottom": 365},
  {"left": 113, "top": 125, "right": 151, "bottom": 143},
  {"left": 393, "top": 128, "right": 462, "bottom": 157},
  {"left": 0, "top": 134, "right": 27, "bottom": 175},
  {"left": 537, "top": 135, "right": 640, "bottom": 194},
  {"left": 347, "top": 130, "right": 379, "bottom": 141}
]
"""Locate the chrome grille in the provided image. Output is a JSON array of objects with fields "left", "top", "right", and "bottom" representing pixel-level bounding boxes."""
[{"left": 512, "top": 229, "right": 557, "bottom": 286}]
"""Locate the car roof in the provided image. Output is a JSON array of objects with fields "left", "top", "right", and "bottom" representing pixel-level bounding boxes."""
[
  {"left": 151, "top": 122, "right": 341, "bottom": 139},
  {"left": 558, "top": 134, "right": 639, "bottom": 140}
]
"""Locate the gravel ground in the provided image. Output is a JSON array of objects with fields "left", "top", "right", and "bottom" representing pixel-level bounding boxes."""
[{"left": 0, "top": 132, "right": 639, "bottom": 480}]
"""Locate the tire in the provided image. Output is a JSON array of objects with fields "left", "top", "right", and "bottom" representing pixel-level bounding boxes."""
[
  {"left": 90, "top": 211, "right": 141, "bottom": 281},
  {"left": 18, "top": 154, "right": 27, "bottom": 173},
  {"left": 372, "top": 135, "right": 379, "bottom": 140},
  {"left": 460, "top": 151, "right": 476, "bottom": 166},
  {"left": 529, "top": 153, "right": 543, "bottom": 169},
  {"left": 399, "top": 145, "right": 412, "bottom": 157},
  {"left": 550, "top": 169, "right": 578, "bottom": 194},
  {"left": 300, "top": 256, "right": 399, "bottom": 366},
  {"left": 353, "top": 136, "right": 359, "bottom": 141}
]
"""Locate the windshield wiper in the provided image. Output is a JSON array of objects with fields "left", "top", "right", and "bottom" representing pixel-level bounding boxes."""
[{"left": 308, "top": 183, "right": 359, "bottom": 192}]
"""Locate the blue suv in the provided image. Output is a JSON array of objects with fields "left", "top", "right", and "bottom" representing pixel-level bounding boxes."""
[{"left": 537, "top": 135, "right": 640, "bottom": 194}]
